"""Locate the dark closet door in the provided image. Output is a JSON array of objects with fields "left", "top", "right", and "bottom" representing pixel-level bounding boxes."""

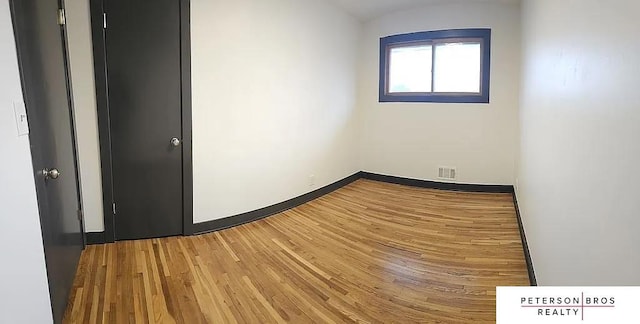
[
  {"left": 105, "top": 0, "right": 183, "bottom": 240},
  {"left": 10, "top": 0, "right": 84, "bottom": 322}
]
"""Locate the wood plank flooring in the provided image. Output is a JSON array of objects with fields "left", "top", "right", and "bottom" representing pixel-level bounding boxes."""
[{"left": 63, "top": 179, "right": 529, "bottom": 323}]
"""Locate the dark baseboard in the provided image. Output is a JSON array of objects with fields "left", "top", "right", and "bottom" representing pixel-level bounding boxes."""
[
  {"left": 86, "top": 231, "right": 106, "bottom": 245},
  {"left": 360, "top": 171, "right": 515, "bottom": 193},
  {"left": 511, "top": 192, "right": 537, "bottom": 286},
  {"left": 192, "top": 172, "right": 364, "bottom": 235},
  {"left": 193, "top": 171, "right": 516, "bottom": 235}
]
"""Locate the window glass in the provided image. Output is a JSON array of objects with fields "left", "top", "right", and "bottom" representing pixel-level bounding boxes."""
[
  {"left": 388, "top": 45, "right": 433, "bottom": 93},
  {"left": 433, "top": 42, "right": 481, "bottom": 93}
]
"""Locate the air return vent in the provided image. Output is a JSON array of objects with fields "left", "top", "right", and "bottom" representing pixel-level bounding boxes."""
[{"left": 438, "top": 167, "right": 457, "bottom": 180}]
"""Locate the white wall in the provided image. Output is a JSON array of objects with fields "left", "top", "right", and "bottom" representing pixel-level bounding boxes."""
[
  {"left": 0, "top": 1, "right": 53, "bottom": 322},
  {"left": 191, "top": 0, "right": 360, "bottom": 223},
  {"left": 65, "top": 0, "right": 104, "bottom": 232},
  {"left": 357, "top": 2, "right": 521, "bottom": 185},
  {"left": 518, "top": 0, "right": 640, "bottom": 285}
]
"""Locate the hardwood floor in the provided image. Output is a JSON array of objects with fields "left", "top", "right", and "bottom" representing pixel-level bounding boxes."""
[{"left": 63, "top": 179, "right": 529, "bottom": 323}]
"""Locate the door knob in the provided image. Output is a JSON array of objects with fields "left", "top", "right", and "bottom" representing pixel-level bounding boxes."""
[
  {"left": 170, "top": 137, "right": 181, "bottom": 147},
  {"left": 42, "top": 168, "right": 60, "bottom": 180}
]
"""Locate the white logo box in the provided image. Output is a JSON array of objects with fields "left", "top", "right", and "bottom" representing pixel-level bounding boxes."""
[{"left": 497, "top": 286, "right": 640, "bottom": 324}]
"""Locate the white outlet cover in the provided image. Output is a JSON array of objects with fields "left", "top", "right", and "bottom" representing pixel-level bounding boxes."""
[{"left": 13, "top": 101, "right": 29, "bottom": 136}]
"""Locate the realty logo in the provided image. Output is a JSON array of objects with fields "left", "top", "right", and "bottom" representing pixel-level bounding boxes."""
[
  {"left": 520, "top": 292, "right": 615, "bottom": 320},
  {"left": 497, "top": 287, "right": 640, "bottom": 324}
]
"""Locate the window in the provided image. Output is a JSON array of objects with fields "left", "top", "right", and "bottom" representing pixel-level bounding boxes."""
[{"left": 379, "top": 29, "right": 491, "bottom": 103}]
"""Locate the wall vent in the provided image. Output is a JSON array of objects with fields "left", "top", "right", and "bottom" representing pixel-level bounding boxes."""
[{"left": 438, "top": 167, "right": 457, "bottom": 180}]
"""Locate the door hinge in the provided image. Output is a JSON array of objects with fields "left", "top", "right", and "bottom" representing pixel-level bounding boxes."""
[
  {"left": 112, "top": 202, "right": 116, "bottom": 215},
  {"left": 103, "top": 13, "right": 107, "bottom": 29},
  {"left": 57, "top": 8, "right": 66, "bottom": 26},
  {"left": 77, "top": 209, "right": 84, "bottom": 222}
]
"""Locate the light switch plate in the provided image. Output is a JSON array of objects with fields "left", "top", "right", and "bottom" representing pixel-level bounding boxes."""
[{"left": 13, "top": 101, "right": 29, "bottom": 136}]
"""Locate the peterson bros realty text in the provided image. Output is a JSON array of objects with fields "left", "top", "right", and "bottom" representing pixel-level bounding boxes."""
[{"left": 520, "top": 294, "right": 615, "bottom": 317}]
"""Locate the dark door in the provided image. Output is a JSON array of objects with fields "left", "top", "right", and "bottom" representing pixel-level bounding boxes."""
[
  {"left": 105, "top": 0, "right": 183, "bottom": 240},
  {"left": 10, "top": 0, "right": 84, "bottom": 323}
]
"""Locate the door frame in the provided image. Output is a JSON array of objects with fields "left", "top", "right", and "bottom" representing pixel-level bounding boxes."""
[{"left": 90, "top": 0, "right": 193, "bottom": 242}]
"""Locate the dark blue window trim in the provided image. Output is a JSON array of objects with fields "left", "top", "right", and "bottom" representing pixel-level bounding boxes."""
[{"left": 379, "top": 28, "right": 491, "bottom": 103}]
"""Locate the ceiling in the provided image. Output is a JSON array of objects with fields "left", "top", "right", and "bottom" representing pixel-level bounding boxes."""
[{"left": 325, "top": 0, "right": 519, "bottom": 21}]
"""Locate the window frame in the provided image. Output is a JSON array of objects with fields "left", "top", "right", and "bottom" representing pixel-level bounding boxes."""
[{"left": 379, "top": 28, "right": 491, "bottom": 103}]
